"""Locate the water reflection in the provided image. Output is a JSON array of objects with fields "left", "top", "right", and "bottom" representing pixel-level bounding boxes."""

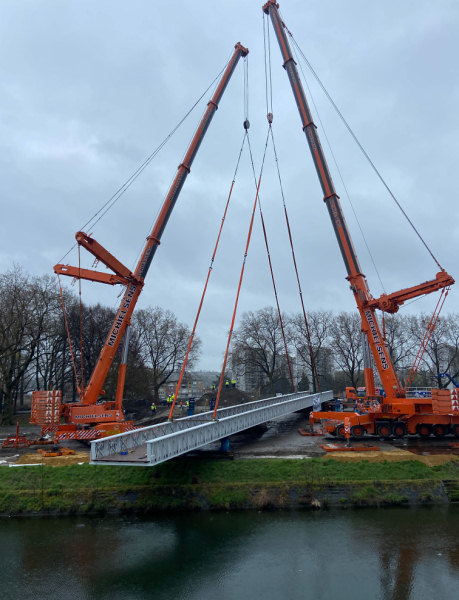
[{"left": 1, "top": 507, "right": 458, "bottom": 600}]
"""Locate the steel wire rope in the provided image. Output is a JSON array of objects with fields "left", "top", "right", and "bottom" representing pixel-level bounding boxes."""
[
  {"left": 78, "top": 245, "right": 85, "bottom": 390},
  {"left": 57, "top": 274, "right": 82, "bottom": 398},
  {"left": 128, "top": 51, "right": 236, "bottom": 276},
  {"left": 213, "top": 128, "right": 271, "bottom": 419},
  {"left": 289, "top": 38, "right": 386, "bottom": 294},
  {"left": 285, "top": 27, "right": 451, "bottom": 380},
  {"left": 268, "top": 125, "right": 321, "bottom": 393},
  {"left": 246, "top": 132, "right": 295, "bottom": 392},
  {"left": 167, "top": 131, "right": 249, "bottom": 419},
  {"left": 264, "top": 16, "right": 320, "bottom": 392},
  {"left": 404, "top": 286, "right": 450, "bottom": 392},
  {"left": 57, "top": 60, "right": 231, "bottom": 265},
  {"left": 282, "top": 21, "right": 443, "bottom": 271}
]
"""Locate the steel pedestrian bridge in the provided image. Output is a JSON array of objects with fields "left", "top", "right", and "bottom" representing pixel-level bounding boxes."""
[{"left": 90, "top": 390, "right": 333, "bottom": 466}]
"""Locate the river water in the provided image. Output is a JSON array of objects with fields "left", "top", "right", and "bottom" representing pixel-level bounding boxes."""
[{"left": 1, "top": 507, "right": 458, "bottom": 600}]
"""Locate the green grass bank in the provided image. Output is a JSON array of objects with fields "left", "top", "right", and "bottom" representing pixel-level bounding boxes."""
[{"left": 1, "top": 458, "right": 458, "bottom": 516}]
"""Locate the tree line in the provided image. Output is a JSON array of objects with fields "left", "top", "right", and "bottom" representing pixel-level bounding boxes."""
[
  {"left": 1, "top": 266, "right": 458, "bottom": 423},
  {"left": 0, "top": 266, "right": 200, "bottom": 424},
  {"left": 231, "top": 306, "right": 459, "bottom": 396}
]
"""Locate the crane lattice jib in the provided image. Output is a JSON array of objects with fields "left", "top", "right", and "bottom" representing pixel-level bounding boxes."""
[
  {"left": 73, "top": 43, "right": 249, "bottom": 407},
  {"left": 262, "top": 1, "right": 404, "bottom": 396}
]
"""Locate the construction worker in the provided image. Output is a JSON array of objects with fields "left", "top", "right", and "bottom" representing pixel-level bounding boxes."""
[
  {"left": 171, "top": 393, "right": 175, "bottom": 405},
  {"left": 151, "top": 402, "right": 156, "bottom": 416},
  {"left": 231, "top": 378, "right": 236, "bottom": 388},
  {"left": 211, "top": 384, "right": 216, "bottom": 392},
  {"left": 225, "top": 380, "right": 229, "bottom": 389}
]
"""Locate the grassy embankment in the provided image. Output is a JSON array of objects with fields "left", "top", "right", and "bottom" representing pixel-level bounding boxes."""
[{"left": 1, "top": 457, "right": 458, "bottom": 514}]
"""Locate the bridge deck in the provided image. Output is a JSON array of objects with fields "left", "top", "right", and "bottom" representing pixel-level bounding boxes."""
[{"left": 90, "top": 390, "right": 333, "bottom": 466}]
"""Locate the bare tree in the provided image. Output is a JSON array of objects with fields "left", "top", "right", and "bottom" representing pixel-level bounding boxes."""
[
  {"left": 0, "top": 267, "right": 60, "bottom": 423},
  {"left": 289, "top": 310, "right": 333, "bottom": 392},
  {"left": 329, "top": 311, "right": 363, "bottom": 389},
  {"left": 133, "top": 306, "right": 200, "bottom": 402},
  {"left": 407, "top": 313, "right": 459, "bottom": 387},
  {"left": 379, "top": 313, "right": 418, "bottom": 385},
  {"left": 232, "top": 306, "right": 292, "bottom": 395}
]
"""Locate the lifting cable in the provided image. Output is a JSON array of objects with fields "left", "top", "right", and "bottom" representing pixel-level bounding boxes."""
[
  {"left": 78, "top": 245, "right": 85, "bottom": 391},
  {"left": 268, "top": 126, "right": 321, "bottom": 392},
  {"left": 57, "top": 274, "right": 82, "bottom": 399},
  {"left": 213, "top": 128, "right": 271, "bottom": 419},
  {"left": 403, "top": 286, "right": 450, "bottom": 393},
  {"left": 167, "top": 131, "right": 249, "bottom": 419},
  {"left": 246, "top": 132, "right": 295, "bottom": 392},
  {"left": 283, "top": 21, "right": 443, "bottom": 271},
  {"left": 264, "top": 14, "right": 321, "bottom": 392},
  {"left": 289, "top": 38, "right": 386, "bottom": 294},
  {"left": 58, "top": 59, "right": 233, "bottom": 265}
]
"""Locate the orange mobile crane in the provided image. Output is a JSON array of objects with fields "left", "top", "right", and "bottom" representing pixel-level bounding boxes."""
[
  {"left": 31, "top": 43, "right": 249, "bottom": 442},
  {"left": 263, "top": 1, "right": 457, "bottom": 439}
]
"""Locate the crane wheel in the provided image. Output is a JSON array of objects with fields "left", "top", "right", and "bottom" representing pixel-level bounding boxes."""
[
  {"left": 432, "top": 424, "right": 447, "bottom": 438},
  {"left": 377, "top": 423, "right": 392, "bottom": 439},
  {"left": 335, "top": 424, "right": 345, "bottom": 439},
  {"left": 451, "top": 424, "right": 459, "bottom": 438},
  {"left": 392, "top": 422, "right": 407, "bottom": 438},
  {"left": 417, "top": 424, "right": 432, "bottom": 438},
  {"left": 351, "top": 425, "right": 365, "bottom": 439}
]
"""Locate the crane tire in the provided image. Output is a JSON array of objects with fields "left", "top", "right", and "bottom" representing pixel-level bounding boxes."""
[
  {"left": 335, "top": 424, "right": 345, "bottom": 439},
  {"left": 377, "top": 423, "right": 392, "bottom": 439},
  {"left": 451, "top": 424, "right": 459, "bottom": 438},
  {"left": 392, "top": 422, "right": 407, "bottom": 438},
  {"left": 432, "top": 424, "right": 447, "bottom": 438},
  {"left": 417, "top": 424, "right": 432, "bottom": 438},
  {"left": 351, "top": 425, "right": 365, "bottom": 439}
]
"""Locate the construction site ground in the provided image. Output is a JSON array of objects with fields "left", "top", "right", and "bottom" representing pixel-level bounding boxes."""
[{"left": 2, "top": 404, "right": 459, "bottom": 467}]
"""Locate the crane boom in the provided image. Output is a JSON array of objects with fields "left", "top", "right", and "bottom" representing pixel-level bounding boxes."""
[
  {"left": 57, "top": 42, "right": 248, "bottom": 413},
  {"left": 263, "top": 1, "right": 453, "bottom": 400}
]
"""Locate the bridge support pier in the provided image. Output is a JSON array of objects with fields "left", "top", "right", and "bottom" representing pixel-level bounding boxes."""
[{"left": 220, "top": 436, "right": 230, "bottom": 453}]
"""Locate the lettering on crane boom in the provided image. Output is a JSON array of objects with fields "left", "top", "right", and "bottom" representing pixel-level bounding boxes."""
[
  {"left": 364, "top": 310, "right": 389, "bottom": 370},
  {"left": 108, "top": 284, "right": 136, "bottom": 347}
]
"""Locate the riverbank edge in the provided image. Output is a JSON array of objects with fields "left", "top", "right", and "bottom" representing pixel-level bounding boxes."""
[{"left": 0, "top": 478, "right": 455, "bottom": 517}]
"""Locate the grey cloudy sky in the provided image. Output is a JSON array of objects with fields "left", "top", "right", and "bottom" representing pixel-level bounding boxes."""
[{"left": 1, "top": 0, "right": 458, "bottom": 370}]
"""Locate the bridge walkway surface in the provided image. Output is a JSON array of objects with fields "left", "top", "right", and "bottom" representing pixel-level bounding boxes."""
[{"left": 90, "top": 390, "right": 333, "bottom": 466}]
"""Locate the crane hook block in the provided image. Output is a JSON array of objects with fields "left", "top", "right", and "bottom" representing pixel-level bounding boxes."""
[
  {"left": 267, "top": 112, "right": 273, "bottom": 123},
  {"left": 243, "top": 119, "right": 250, "bottom": 130}
]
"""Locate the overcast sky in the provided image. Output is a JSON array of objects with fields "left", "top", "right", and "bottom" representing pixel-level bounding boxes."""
[{"left": 1, "top": 0, "right": 458, "bottom": 370}]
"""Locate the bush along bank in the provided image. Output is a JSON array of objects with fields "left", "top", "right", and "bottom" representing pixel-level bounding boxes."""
[{"left": 0, "top": 458, "right": 457, "bottom": 516}]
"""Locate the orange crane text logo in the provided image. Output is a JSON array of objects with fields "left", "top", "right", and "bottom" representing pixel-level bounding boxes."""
[
  {"left": 108, "top": 284, "right": 136, "bottom": 347},
  {"left": 364, "top": 310, "right": 389, "bottom": 370}
]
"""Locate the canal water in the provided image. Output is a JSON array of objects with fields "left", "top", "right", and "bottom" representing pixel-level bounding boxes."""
[{"left": 1, "top": 507, "right": 458, "bottom": 600}]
